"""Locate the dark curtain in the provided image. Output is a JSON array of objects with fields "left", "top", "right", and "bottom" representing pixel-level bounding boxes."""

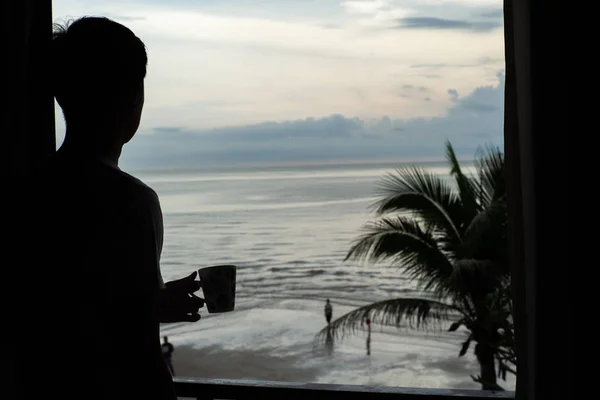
[
  {"left": 503, "top": 0, "right": 533, "bottom": 396},
  {"left": 504, "top": 0, "right": 567, "bottom": 399},
  {"left": 2, "top": 0, "right": 55, "bottom": 179},
  {"left": 2, "top": 1, "right": 55, "bottom": 398}
]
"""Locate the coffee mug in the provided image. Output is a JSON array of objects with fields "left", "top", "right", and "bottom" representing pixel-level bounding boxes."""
[{"left": 198, "top": 265, "right": 236, "bottom": 313}]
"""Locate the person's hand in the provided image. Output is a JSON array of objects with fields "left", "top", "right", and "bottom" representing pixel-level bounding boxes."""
[{"left": 159, "top": 272, "right": 204, "bottom": 323}]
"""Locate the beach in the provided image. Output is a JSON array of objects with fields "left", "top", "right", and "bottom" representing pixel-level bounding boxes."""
[{"left": 161, "top": 298, "right": 515, "bottom": 392}]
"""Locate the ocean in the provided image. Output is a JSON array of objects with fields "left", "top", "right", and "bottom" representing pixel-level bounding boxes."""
[{"left": 130, "top": 160, "right": 515, "bottom": 391}]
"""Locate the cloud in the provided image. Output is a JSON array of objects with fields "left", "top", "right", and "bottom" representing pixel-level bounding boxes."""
[
  {"left": 395, "top": 17, "right": 501, "bottom": 32},
  {"left": 447, "top": 71, "right": 504, "bottom": 113},
  {"left": 411, "top": 63, "right": 449, "bottom": 69},
  {"left": 401, "top": 84, "right": 429, "bottom": 92},
  {"left": 319, "top": 23, "right": 342, "bottom": 29},
  {"left": 343, "top": 0, "right": 391, "bottom": 15},
  {"left": 153, "top": 126, "right": 185, "bottom": 134},
  {"left": 480, "top": 9, "right": 503, "bottom": 18},
  {"left": 448, "top": 89, "right": 459, "bottom": 101},
  {"left": 102, "top": 13, "right": 146, "bottom": 22},
  {"left": 341, "top": 0, "right": 504, "bottom": 32},
  {"left": 399, "top": 84, "right": 430, "bottom": 99},
  {"left": 120, "top": 72, "right": 505, "bottom": 169},
  {"left": 410, "top": 57, "right": 503, "bottom": 69},
  {"left": 52, "top": 0, "right": 504, "bottom": 131}
]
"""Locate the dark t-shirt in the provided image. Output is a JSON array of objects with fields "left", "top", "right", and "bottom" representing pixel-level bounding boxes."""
[{"left": 11, "top": 152, "right": 174, "bottom": 400}]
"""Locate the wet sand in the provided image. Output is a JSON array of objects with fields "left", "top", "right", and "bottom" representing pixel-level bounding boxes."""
[
  {"left": 161, "top": 299, "right": 516, "bottom": 393},
  {"left": 172, "top": 344, "right": 323, "bottom": 382}
]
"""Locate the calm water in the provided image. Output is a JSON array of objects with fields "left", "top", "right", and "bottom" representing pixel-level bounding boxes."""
[{"left": 137, "top": 161, "right": 461, "bottom": 306}]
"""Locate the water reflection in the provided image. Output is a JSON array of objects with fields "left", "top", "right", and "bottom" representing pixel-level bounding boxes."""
[{"left": 326, "top": 327, "right": 334, "bottom": 356}]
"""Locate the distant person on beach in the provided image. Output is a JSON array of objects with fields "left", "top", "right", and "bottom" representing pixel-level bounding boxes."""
[
  {"left": 366, "top": 318, "right": 371, "bottom": 356},
  {"left": 325, "top": 299, "right": 333, "bottom": 324},
  {"left": 15, "top": 16, "right": 204, "bottom": 400},
  {"left": 162, "top": 336, "right": 175, "bottom": 375}
]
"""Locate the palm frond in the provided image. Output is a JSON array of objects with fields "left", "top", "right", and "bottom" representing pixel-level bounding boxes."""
[
  {"left": 461, "top": 200, "right": 508, "bottom": 272},
  {"left": 445, "top": 140, "right": 479, "bottom": 220},
  {"left": 474, "top": 144, "right": 505, "bottom": 207},
  {"left": 345, "top": 216, "right": 456, "bottom": 297},
  {"left": 373, "top": 165, "right": 463, "bottom": 248},
  {"left": 315, "top": 297, "right": 463, "bottom": 343},
  {"left": 451, "top": 259, "right": 502, "bottom": 297}
]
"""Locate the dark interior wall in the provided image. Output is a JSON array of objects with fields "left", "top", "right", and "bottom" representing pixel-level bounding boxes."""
[{"left": 2, "top": 0, "right": 55, "bottom": 179}]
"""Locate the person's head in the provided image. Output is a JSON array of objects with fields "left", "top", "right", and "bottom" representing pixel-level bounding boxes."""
[
  {"left": 52, "top": 16, "right": 148, "bottom": 149},
  {"left": 163, "top": 336, "right": 168, "bottom": 343},
  {"left": 326, "top": 299, "right": 330, "bottom": 303}
]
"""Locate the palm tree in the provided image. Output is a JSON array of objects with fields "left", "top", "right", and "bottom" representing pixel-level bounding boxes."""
[
  {"left": 316, "top": 141, "right": 510, "bottom": 390},
  {"left": 482, "top": 276, "right": 516, "bottom": 382}
]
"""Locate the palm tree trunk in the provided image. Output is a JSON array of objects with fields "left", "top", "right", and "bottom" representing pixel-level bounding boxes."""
[{"left": 475, "top": 343, "right": 499, "bottom": 390}]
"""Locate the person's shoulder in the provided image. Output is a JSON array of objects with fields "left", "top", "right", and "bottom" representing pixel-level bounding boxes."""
[
  {"left": 35, "top": 153, "right": 160, "bottom": 209},
  {"left": 110, "top": 168, "right": 162, "bottom": 214},
  {"left": 113, "top": 168, "right": 158, "bottom": 198}
]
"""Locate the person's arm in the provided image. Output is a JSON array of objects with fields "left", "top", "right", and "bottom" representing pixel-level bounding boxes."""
[{"left": 144, "top": 187, "right": 204, "bottom": 323}]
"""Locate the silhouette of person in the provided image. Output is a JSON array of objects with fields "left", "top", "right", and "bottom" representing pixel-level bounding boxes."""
[
  {"left": 366, "top": 318, "right": 371, "bottom": 356},
  {"left": 162, "top": 336, "right": 175, "bottom": 375},
  {"left": 325, "top": 299, "right": 333, "bottom": 325},
  {"left": 13, "top": 16, "right": 204, "bottom": 400}
]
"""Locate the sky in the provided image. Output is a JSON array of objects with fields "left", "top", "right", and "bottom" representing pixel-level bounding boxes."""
[{"left": 52, "top": 0, "right": 505, "bottom": 168}]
